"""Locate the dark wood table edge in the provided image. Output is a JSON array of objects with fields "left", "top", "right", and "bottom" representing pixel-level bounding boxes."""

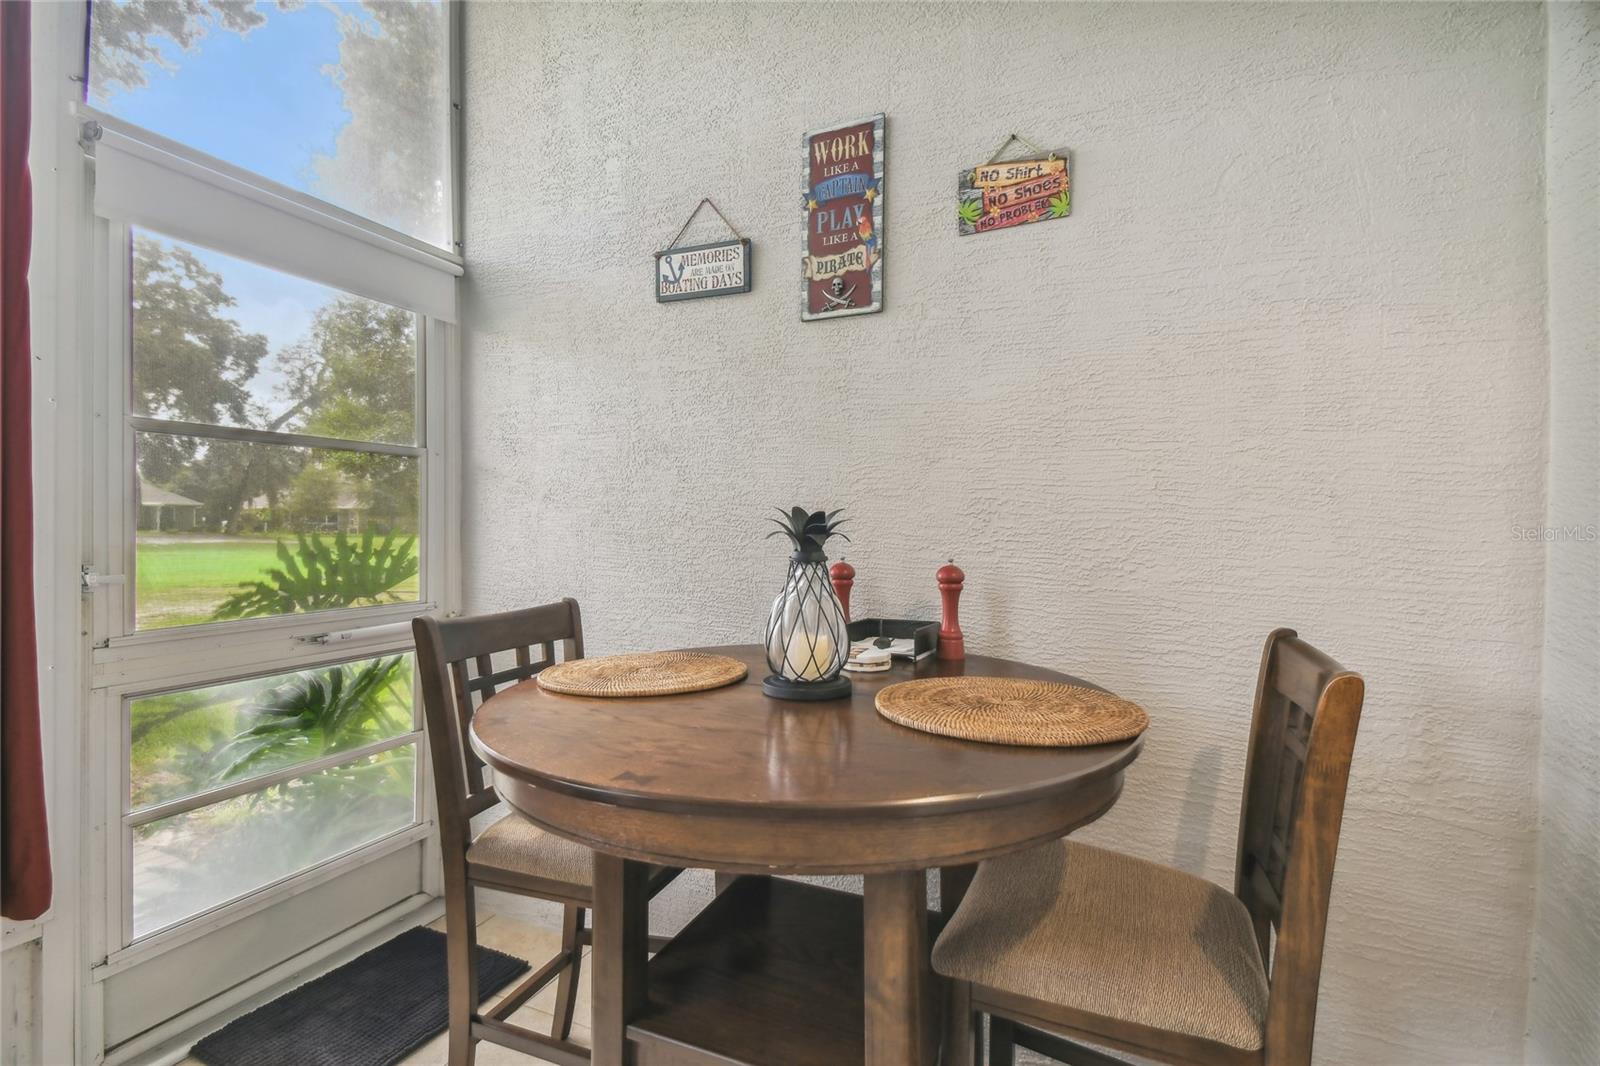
[
  {"left": 472, "top": 697, "right": 1143, "bottom": 821},
  {"left": 486, "top": 766, "right": 1127, "bottom": 876}
]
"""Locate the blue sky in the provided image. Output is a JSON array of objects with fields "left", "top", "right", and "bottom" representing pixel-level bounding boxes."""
[
  {"left": 103, "top": 3, "right": 391, "bottom": 419},
  {"left": 94, "top": 1, "right": 351, "bottom": 191}
]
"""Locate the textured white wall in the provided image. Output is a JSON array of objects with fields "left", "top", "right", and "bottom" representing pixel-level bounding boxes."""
[
  {"left": 460, "top": 4, "right": 1550, "bottom": 1062},
  {"left": 1526, "top": 4, "right": 1599, "bottom": 1064}
]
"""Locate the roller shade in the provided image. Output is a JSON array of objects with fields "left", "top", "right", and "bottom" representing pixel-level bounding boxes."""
[{"left": 90, "top": 120, "right": 459, "bottom": 323}]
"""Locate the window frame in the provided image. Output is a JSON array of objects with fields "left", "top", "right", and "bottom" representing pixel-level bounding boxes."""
[
  {"left": 89, "top": 212, "right": 452, "bottom": 656},
  {"left": 86, "top": 210, "right": 453, "bottom": 960},
  {"left": 117, "top": 225, "right": 430, "bottom": 639},
  {"left": 82, "top": 109, "right": 462, "bottom": 319},
  {"left": 104, "top": 648, "right": 428, "bottom": 963},
  {"left": 107, "top": 659, "right": 432, "bottom": 960},
  {"left": 87, "top": 208, "right": 451, "bottom": 953},
  {"left": 74, "top": 12, "right": 464, "bottom": 981}
]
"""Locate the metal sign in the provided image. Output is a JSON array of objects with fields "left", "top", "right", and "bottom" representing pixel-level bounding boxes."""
[
  {"left": 654, "top": 238, "right": 752, "bottom": 302},
  {"left": 802, "top": 113, "right": 885, "bottom": 321}
]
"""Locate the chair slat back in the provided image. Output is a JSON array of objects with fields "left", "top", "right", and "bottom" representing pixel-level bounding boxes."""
[
  {"left": 414, "top": 599, "right": 584, "bottom": 863},
  {"left": 1234, "top": 628, "right": 1365, "bottom": 1066}
]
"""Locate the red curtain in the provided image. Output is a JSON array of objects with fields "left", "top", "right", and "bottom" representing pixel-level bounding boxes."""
[{"left": 1, "top": 0, "right": 50, "bottom": 922}]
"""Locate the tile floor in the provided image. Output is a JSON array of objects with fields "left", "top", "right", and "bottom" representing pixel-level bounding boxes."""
[
  {"left": 180, "top": 907, "right": 1056, "bottom": 1066},
  {"left": 401, "top": 911, "right": 591, "bottom": 1065}
]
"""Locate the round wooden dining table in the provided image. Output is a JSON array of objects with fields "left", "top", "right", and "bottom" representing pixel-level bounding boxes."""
[{"left": 470, "top": 643, "right": 1142, "bottom": 1066}]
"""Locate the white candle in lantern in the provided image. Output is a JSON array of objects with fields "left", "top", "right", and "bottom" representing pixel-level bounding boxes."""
[{"left": 785, "top": 630, "right": 834, "bottom": 681}]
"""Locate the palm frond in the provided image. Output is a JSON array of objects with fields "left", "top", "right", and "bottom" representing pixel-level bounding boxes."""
[
  {"left": 213, "top": 531, "right": 418, "bottom": 620},
  {"left": 212, "top": 656, "right": 410, "bottom": 783}
]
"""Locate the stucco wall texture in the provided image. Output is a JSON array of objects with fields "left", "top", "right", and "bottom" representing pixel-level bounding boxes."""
[
  {"left": 1526, "top": 4, "right": 1600, "bottom": 1064},
  {"left": 461, "top": 4, "right": 1551, "bottom": 1062}
]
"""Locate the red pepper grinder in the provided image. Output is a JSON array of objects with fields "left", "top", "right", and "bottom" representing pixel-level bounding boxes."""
[
  {"left": 829, "top": 559, "right": 856, "bottom": 622},
  {"left": 937, "top": 559, "right": 965, "bottom": 661}
]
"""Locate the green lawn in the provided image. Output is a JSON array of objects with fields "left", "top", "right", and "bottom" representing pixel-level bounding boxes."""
[{"left": 136, "top": 534, "right": 420, "bottom": 629}]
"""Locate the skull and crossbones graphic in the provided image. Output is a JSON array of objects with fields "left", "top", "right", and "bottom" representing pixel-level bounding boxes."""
[{"left": 820, "top": 277, "right": 856, "bottom": 310}]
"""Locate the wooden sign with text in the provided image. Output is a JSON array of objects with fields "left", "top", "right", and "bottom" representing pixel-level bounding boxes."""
[
  {"left": 802, "top": 114, "right": 884, "bottom": 320},
  {"left": 958, "top": 149, "right": 1070, "bottom": 236}
]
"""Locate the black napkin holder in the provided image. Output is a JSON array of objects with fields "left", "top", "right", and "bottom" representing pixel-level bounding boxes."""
[{"left": 846, "top": 618, "right": 939, "bottom": 662}]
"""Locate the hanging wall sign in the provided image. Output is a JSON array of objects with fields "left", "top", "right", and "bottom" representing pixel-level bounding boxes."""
[
  {"left": 655, "top": 199, "right": 753, "bottom": 302},
  {"left": 655, "top": 239, "right": 751, "bottom": 302},
  {"left": 957, "top": 135, "right": 1071, "bottom": 237},
  {"left": 802, "top": 113, "right": 884, "bottom": 321}
]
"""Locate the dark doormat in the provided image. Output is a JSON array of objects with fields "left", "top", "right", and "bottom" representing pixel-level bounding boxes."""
[{"left": 191, "top": 926, "right": 529, "bottom": 1066}]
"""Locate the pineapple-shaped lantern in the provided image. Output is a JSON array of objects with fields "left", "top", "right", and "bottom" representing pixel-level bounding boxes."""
[{"left": 762, "top": 507, "right": 853, "bottom": 701}]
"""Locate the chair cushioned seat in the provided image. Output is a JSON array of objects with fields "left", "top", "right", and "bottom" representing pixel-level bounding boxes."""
[
  {"left": 467, "top": 813, "right": 593, "bottom": 887},
  {"left": 933, "top": 840, "right": 1269, "bottom": 1051}
]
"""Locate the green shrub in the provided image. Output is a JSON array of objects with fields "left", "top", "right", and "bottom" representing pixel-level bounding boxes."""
[{"left": 211, "top": 529, "right": 417, "bottom": 620}]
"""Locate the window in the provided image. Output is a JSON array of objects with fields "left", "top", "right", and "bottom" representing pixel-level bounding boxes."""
[
  {"left": 131, "top": 232, "right": 419, "bottom": 443},
  {"left": 132, "top": 746, "right": 416, "bottom": 936},
  {"left": 87, "top": 1, "right": 452, "bottom": 247},
  {"left": 135, "top": 435, "right": 420, "bottom": 629},
  {"left": 128, "top": 229, "right": 422, "bottom": 632},
  {"left": 74, "top": 0, "right": 458, "bottom": 996},
  {"left": 127, "top": 655, "right": 418, "bottom": 938},
  {"left": 130, "top": 656, "right": 416, "bottom": 809}
]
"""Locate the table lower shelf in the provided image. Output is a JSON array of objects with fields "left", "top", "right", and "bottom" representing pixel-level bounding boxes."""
[{"left": 627, "top": 875, "right": 932, "bottom": 1066}]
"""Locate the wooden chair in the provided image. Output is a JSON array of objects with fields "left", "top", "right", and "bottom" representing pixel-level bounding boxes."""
[
  {"left": 935, "top": 628, "right": 1366, "bottom": 1066},
  {"left": 414, "top": 600, "right": 680, "bottom": 1066}
]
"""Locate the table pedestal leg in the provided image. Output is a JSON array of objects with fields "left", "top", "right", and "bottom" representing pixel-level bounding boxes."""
[
  {"left": 863, "top": 869, "right": 933, "bottom": 1066},
  {"left": 592, "top": 854, "right": 648, "bottom": 1066}
]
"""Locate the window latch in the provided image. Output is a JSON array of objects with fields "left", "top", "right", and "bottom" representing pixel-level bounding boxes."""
[
  {"left": 80, "top": 565, "right": 125, "bottom": 592},
  {"left": 294, "top": 619, "right": 418, "bottom": 646}
]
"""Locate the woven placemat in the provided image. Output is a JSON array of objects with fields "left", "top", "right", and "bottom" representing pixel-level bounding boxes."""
[
  {"left": 875, "top": 676, "right": 1148, "bottom": 747},
  {"left": 537, "top": 651, "right": 748, "bottom": 698}
]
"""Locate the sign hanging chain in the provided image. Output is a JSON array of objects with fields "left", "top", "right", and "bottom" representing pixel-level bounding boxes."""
[
  {"left": 658, "top": 198, "right": 745, "bottom": 256},
  {"left": 986, "top": 132, "right": 1055, "bottom": 164}
]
